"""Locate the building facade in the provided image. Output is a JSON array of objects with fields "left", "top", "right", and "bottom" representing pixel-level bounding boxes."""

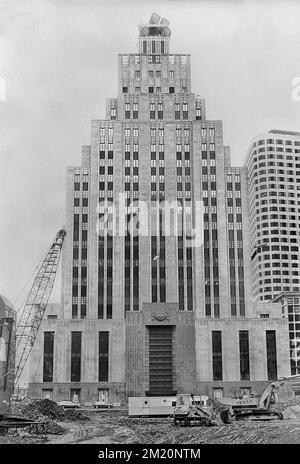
[
  {"left": 246, "top": 130, "right": 300, "bottom": 375},
  {"left": 28, "top": 15, "right": 290, "bottom": 404}
]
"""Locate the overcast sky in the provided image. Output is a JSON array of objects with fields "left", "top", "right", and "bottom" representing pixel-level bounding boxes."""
[{"left": 1, "top": 0, "right": 300, "bottom": 308}]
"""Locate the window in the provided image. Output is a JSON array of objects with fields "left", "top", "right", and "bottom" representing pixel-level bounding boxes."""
[
  {"left": 150, "top": 102, "right": 155, "bottom": 119},
  {"left": 71, "top": 332, "right": 81, "bottom": 382},
  {"left": 212, "top": 331, "right": 223, "bottom": 381},
  {"left": 98, "top": 388, "right": 109, "bottom": 404},
  {"left": 240, "top": 387, "right": 251, "bottom": 398},
  {"left": 43, "top": 332, "right": 54, "bottom": 382},
  {"left": 70, "top": 388, "right": 81, "bottom": 403},
  {"left": 266, "top": 331, "right": 277, "bottom": 380},
  {"left": 149, "top": 87, "right": 154, "bottom": 93},
  {"left": 99, "top": 331, "right": 109, "bottom": 381},
  {"left": 169, "top": 87, "right": 174, "bottom": 93},
  {"left": 148, "top": 326, "right": 173, "bottom": 394},
  {"left": 239, "top": 331, "right": 250, "bottom": 381},
  {"left": 125, "top": 102, "right": 130, "bottom": 119},
  {"left": 122, "top": 87, "right": 128, "bottom": 93},
  {"left": 213, "top": 387, "right": 223, "bottom": 399},
  {"left": 42, "top": 389, "right": 53, "bottom": 400},
  {"left": 169, "top": 71, "right": 174, "bottom": 79}
]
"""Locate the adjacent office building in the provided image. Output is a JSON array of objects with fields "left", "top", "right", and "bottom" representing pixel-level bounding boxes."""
[
  {"left": 28, "top": 15, "right": 290, "bottom": 404},
  {"left": 246, "top": 130, "right": 300, "bottom": 375}
]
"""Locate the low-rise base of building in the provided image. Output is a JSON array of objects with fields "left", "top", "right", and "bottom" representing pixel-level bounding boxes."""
[{"left": 28, "top": 382, "right": 126, "bottom": 406}]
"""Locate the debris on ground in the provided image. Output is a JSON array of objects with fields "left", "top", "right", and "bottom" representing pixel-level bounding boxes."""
[
  {"left": 2, "top": 408, "right": 300, "bottom": 444},
  {"left": 282, "top": 406, "right": 300, "bottom": 420},
  {"left": 274, "top": 398, "right": 300, "bottom": 414},
  {"left": 272, "top": 398, "right": 300, "bottom": 421},
  {"left": 8, "top": 398, "right": 89, "bottom": 438},
  {"left": 111, "top": 426, "right": 141, "bottom": 444},
  {"left": 18, "top": 399, "right": 65, "bottom": 420},
  {"left": 13, "top": 398, "right": 89, "bottom": 422},
  {"left": 63, "top": 408, "right": 90, "bottom": 422}
]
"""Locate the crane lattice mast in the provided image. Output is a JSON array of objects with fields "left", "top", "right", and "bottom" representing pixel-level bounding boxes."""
[{"left": 15, "top": 229, "right": 66, "bottom": 385}]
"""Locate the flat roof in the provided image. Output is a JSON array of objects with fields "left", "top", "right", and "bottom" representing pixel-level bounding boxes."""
[{"left": 269, "top": 129, "right": 300, "bottom": 136}]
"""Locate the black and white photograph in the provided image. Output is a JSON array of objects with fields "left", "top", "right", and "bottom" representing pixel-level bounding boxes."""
[{"left": 1, "top": 0, "right": 300, "bottom": 454}]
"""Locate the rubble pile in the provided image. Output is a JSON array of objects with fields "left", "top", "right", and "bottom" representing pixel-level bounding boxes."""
[
  {"left": 11, "top": 399, "right": 66, "bottom": 435},
  {"left": 274, "top": 398, "right": 300, "bottom": 414},
  {"left": 63, "top": 408, "right": 90, "bottom": 422},
  {"left": 14, "top": 398, "right": 89, "bottom": 422},
  {"left": 20, "top": 399, "right": 65, "bottom": 420},
  {"left": 273, "top": 398, "right": 300, "bottom": 421},
  {"left": 10, "top": 398, "right": 89, "bottom": 437}
]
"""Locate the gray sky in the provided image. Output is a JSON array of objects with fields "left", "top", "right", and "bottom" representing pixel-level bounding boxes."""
[{"left": 1, "top": 0, "right": 300, "bottom": 307}]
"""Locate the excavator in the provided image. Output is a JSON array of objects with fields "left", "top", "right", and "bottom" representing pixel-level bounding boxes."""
[
  {"left": 218, "top": 374, "right": 300, "bottom": 422},
  {"left": 173, "top": 375, "right": 300, "bottom": 426}
]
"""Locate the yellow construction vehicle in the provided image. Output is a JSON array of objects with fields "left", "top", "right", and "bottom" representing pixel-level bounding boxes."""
[
  {"left": 218, "top": 375, "right": 300, "bottom": 422},
  {"left": 173, "top": 394, "right": 221, "bottom": 426}
]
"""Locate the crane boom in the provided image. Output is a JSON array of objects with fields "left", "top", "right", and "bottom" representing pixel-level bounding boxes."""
[{"left": 14, "top": 229, "right": 66, "bottom": 386}]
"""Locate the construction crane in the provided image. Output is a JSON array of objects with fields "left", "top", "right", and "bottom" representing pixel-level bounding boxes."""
[{"left": 14, "top": 229, "right": 66, "bottom": 386}]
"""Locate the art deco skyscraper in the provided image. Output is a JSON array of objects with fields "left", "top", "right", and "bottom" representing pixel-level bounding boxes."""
[{"left": 28, "top": 15, "right": 290, "bottom": 403}]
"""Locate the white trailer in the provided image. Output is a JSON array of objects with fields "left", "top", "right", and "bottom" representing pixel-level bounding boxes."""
[
  {"left": 128, "top": 395, "right": 209, "bottom": 416},
  {"left": 128, "top": 396, "right": 176, "bottom": 416}
]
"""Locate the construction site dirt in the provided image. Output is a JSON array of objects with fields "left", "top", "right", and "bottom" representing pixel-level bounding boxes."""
[{"left": 1, "top": 409, "right": 300, "bottom": 445}]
